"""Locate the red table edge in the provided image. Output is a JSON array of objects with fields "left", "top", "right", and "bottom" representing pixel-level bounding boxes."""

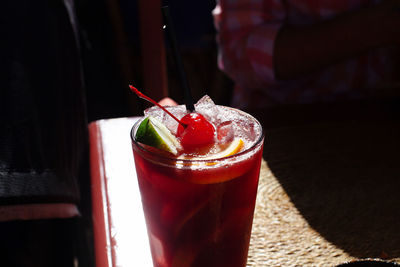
[{"left": 89, "top": 120, "right": 114, "bottom": 267}]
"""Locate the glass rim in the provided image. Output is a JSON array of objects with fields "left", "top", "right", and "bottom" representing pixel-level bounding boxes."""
[{"left": 130, "top": 109, "right": 265, "bottom": 164}]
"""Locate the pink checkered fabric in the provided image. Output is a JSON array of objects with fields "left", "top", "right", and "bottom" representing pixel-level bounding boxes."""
[{"left": 213, "top": 0, "right": 398, "bottom": 108}]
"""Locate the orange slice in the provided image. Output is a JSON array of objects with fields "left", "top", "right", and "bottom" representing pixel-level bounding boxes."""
[
  {"left": 178, "top": 138, "right": 244, "bottom": 160},
  {"left": 203, "top": 138, "right": 244, "bottom": 160}
]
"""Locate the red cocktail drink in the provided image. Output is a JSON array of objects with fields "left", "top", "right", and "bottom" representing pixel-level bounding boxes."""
[{"left": 131, "top": 104, "right": 264, "bottom": 267}]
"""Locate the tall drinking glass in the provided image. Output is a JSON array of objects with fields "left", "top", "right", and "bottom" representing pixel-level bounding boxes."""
[{"left": 131, "top": 106, "right": 264, "bottom": 267}]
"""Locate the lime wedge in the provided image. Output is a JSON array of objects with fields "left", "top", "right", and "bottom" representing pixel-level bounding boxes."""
[{"left": 135, "top": 116, "right": 181, "bottom": 155}]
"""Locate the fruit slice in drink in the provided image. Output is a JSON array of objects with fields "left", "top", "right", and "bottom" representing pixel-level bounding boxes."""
[{"left": 136, "top": 116, "right": 181, "bottom": 155}]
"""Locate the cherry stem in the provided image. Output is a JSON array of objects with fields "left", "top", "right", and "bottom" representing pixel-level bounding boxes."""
[{"left": 129, "top": 85, "right": 187, "bottom": 128}]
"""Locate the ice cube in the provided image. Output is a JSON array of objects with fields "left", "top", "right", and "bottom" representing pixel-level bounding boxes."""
[
  {"left": 194, "top": 95, "right": 219, "bottom": 123},
  {"left": 195, "top": 95, "right": 215, "bottom": 108},
  {"left": 144, "top": 104, "right": 187, "bottom": 134},
  {"left": 216, "top": 121, "right": 234, "bottom": 144},
  {"left": 144, "top": 106, "right": 164, "bottom": 120},
  {"left": 214, "top": 106, "right": 262, "bottom": 150},
  {"left": 163, "top": 106, "right": 186, "bottom": 134}
]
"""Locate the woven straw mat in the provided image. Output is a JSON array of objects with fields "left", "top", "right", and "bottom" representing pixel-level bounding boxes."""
[{"left": 246, "top": 121, "right": 400, "bottom": 266}]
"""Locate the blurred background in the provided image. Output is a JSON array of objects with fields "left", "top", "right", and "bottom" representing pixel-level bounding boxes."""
[{"left": 77, "top": 0, "right": 233, "bottom": 122}]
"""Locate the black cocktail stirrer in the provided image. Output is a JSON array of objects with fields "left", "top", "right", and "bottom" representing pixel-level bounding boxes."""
[{"left": 161, "top": 5, "right": 195, "bottom": 112}]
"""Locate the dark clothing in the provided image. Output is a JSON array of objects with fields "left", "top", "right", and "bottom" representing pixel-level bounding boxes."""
[
  {"left": 1, "top": 0, "right": 87, "bottom": 206},
  {"left": 0, "top": 1, "right": 91, "bottom": 266}
]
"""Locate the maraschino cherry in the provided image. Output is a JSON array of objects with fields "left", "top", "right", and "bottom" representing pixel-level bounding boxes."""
[
  {"left": 177, "top": 113, "right": 215, "bottom": 149},
  {"left": 129, "top": 85, "right": 215, "bottom": 150}
]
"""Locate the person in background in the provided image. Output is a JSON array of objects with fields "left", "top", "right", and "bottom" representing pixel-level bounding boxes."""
[
  {"left": 1, "top": 0, "right": 92, "bottom": 266},
  {"left": 213, "top": 0, "right": 400, "bottom": 109}
]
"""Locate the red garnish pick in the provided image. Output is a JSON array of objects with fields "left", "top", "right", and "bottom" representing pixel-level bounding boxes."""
[
  {"left": 177, "top": 113, "right": 215, "bottom": 149},
  {"left": 129, "top": 85, "right": 187, "bottom": 128}
]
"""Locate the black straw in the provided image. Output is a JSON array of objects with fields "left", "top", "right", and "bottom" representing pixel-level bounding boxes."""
[{"left": 161, "top": 5, "right": 195, "bottom": 112}]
